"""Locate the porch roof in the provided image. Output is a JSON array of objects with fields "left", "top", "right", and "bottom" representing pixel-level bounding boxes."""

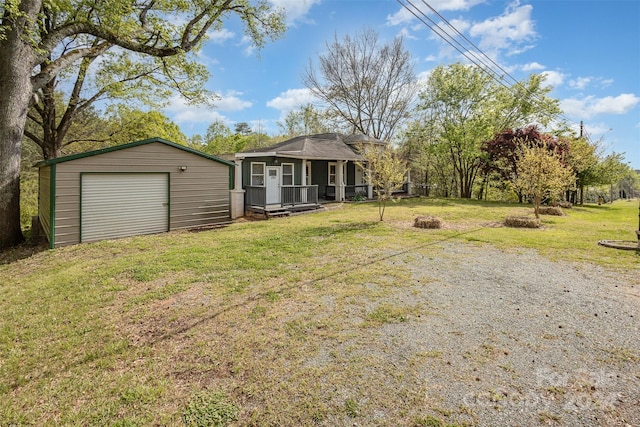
[{"left": 236, "top": 133, "right": 382, "bottom": 161}]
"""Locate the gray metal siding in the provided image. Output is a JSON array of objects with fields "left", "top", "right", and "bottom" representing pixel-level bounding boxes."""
[
  {"left": 51, "top": 142, "right": 231, "bottom": 247},
  {"left": 38, "top": 166, "right": 52, "bottom": 244}
]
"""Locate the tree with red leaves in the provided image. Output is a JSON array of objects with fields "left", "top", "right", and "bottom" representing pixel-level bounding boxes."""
[{"left": 481, "top": 126, "right": 569, "bottom": 202}]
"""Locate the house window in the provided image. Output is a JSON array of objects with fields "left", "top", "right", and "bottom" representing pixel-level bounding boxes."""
[
  {"left": 282, "top": 163, "right": 294, "bottom": 186},
  {"left": 305, "top": 163, "right": 312, "bottom": 185},
  {"left": 251, "top": 162, "right": 265, "bottom": 186},
  {"left": 328, "top": 162, "right": 346, "bottom": 185},
  {"left": 328, "top": 163, "right": 337, "bottom": 185}
]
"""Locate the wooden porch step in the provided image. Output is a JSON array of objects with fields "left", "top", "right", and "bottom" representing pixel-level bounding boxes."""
[{"left": 265, "top": 209, "right": 291, "bottom": 218}]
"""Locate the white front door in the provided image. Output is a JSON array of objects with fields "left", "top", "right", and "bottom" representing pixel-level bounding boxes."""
[
  {"left": 266, "top": 166, "right": 280, "bottom": 204},
  {"left": 355, "top": 164, "right": 364, "bottom": 185}
]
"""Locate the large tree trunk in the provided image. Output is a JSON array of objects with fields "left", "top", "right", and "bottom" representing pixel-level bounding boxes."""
[{"left": 0, "top": 10, "right": 38, "bottom": 249}]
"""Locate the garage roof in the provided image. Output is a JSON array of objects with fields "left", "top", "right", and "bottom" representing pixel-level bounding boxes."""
[{"left": 35, "top": 137, "right": 235, "bottom": 167}]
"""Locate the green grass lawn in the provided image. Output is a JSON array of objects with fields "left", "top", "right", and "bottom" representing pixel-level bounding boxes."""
[{"left": 0, "top": 198, "right": 637, "bottom": 425}]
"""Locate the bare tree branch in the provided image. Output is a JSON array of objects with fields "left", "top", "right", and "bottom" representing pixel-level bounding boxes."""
[{"left": 304, "top": 28, "right": 416, "bottom": 141}]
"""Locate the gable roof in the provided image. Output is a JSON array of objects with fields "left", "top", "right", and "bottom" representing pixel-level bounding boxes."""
[
  {"left": 35, "top": 137, "right": 235, "bottom": 168},
  {"left": 236, "top": 133, "right": 385, "bottom": 161}
]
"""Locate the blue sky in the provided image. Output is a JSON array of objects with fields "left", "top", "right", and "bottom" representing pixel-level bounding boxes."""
[{"left": 163, "top": 0, "right": 640, "bottom": 168}]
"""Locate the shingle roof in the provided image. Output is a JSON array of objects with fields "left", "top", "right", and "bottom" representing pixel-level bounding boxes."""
[{"left": 238, "top": 133, "right": 384, "bottom": 161}]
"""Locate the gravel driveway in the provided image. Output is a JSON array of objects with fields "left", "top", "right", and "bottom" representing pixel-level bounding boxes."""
[{"left": 315, "top": 242, "right": 640, "bottom": 426}]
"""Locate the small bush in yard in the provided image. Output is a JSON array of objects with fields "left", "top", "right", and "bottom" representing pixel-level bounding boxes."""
[
  {"left": 182, "top": 390, "right": 238, "bottom": 427},
  {"left": 504, "top": 216, "right": 540, "bottom": 228},
  {"left": 556, "top": 201, "right": 572, "bottom": 209},
  {"left": 538, "top": 206, "right": 564, "bottom": 216},
  {"left": 414, "top": 215, "right": 443, "bottom": 229}
]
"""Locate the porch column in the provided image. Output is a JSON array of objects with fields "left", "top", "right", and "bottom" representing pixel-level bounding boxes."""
[
  {"left": 231, "top": 158, "right": 245, "bottom": 219},
  {"left": 301, "top": 159, "right": 307, "bottom": 186},
  {"left": 336, "top": 160, "right": 345, "bottom": 201},
  {"left": 366, "top": 163, "right": 374, "bottom": 199},
  {"left": 234, "top": 158, "right": 243, "bottom": 190},
  {"left": 406, "top": 168, "right": 412, "bottom": 195}
]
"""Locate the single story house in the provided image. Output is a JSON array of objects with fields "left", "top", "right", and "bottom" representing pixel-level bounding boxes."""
[
  {"left": 232, "top": 133, "right": 394, "bottom": 216},
  {"left": 36, "top": 137, "right": 235, "bottom": 248}
]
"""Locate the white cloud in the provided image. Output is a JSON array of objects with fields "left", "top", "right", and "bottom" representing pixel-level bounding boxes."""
[
  {"left": 216, "top": 91, "right": 252, "bottom": 111},
  {"left": 269, "top": 0, "right": 321, "bottom": 25},
  {"left": 165, "top": 97, "right": 229, "bottom": 125},
  {"left": 469, "top": 2, "right": 536, "bottom": 57},
  {"left": 449, "top": 18, "right": 471, "bottom": 33},
  {"left": 416, "top": 70, "right": 433, "bottom": 91},
  {"left": 240, "top": 35, "right": 257, "bottom": 56},
  {"left": 591, "top": 94, "right": 640, "bottom": 115},
  {"left": 522, "top": 62, "right": 545, "bottom": 72},
  {"left": 207, "top": 28, "right": 235, "bottom": 44},
  {"left": 569, "top": 77, "right": 592, "bottom": 90},
  {"left": 561, "top": 93, "right": 640, "bottom": 118},
  {"left": 541, "top": 70, "right": 566, "bottom": 88},
  {"left": 398, "top": 27, "right": 418, "bottom": 40},
  {"left": 580, "top": 122, "right": 613, "bottom": 137},
  {"left": 599, "top": 78, "right": 614, "bottom": 88},
  {"left": 386, "top": 0, "right": 484, "bottom": 26},
  {"left": 164, "top": 91, "right": 252, "bottom": 124},
  {"left": 266, "top": 88, "right": 316, "bottom": 112},
  {"left": 387, "top": 6, "right": 419, "bottom": 26},
  {"left": 432, "top": 0, "right": 485, "bottom": 10},
  {"left": 194, "top": 50, "right": 220, "bottom": 68}
]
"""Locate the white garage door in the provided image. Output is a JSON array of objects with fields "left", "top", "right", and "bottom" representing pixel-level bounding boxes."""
[{"left": 81, "top": 173, "right": 169, "bottom": 243}]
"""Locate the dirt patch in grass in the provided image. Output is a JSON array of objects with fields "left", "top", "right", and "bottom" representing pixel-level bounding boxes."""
[{"left": 0, "top": 240, "right": 48, "bottom": 265}]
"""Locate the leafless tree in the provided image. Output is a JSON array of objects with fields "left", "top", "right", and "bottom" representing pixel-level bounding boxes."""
[{"left": 303, "top": 28, "right": 417, "bottom": 142}]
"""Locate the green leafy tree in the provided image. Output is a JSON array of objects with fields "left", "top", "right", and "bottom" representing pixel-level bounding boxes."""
[
  {"left": 234, "top": 122, "right": 252, "bottom": 136},
  {"left": 401, "top": 114, "right": 454, "bottom": 197},
  {"left": 106, "top": 106, "right": 189, "bottom": 147},
  {"left": 0, "top": 0, "right": 285, "bottom": 248},
  {"left": 417, "top": 64, "right": 494, "bottom": 198},
  {"left": 415, "top": 63, "right": 560, "bottom": 199},
  {"left": 355, "top": 144, "right": 407, "bottom": 221},
  {"left": 594, "top": 153, "right": 631, "bottom": 202},
  {"left": 202, "top": 120, "right": 233, "bottom": 154},
  {"left": 514, "top": 144, "right": 575, "bottom": 218},
  {"left": 277, "top": 104, "right": 332, "bottom": 137},
  {"left": 566, "top": 136, "right": 599, "bottom": 205},
  {"left": 26, "top": 47, "right": 210, "bottom": 160}
]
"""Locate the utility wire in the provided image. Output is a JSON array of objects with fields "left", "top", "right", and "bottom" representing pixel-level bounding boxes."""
[
  {"left": 400, "top": 0, "right": 511, "bottom": 90},
  {"left": 397, "top": 0, "right": 583, "bottom": 135},
  {"left": 418, "top": 0, "right": 521, "bottom": 87}
]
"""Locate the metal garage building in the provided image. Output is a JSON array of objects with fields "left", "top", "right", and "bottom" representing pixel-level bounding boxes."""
[{"left": 36, "top": 137, "right": 235, "bottom": 248}]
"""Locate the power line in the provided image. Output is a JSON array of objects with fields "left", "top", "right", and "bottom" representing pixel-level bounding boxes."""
[
  {"left": 397, "top": 0, "right": 583, "bottom": 133},
  {"left": 400, "top": 0, "right": 511, "bottom": 90}
]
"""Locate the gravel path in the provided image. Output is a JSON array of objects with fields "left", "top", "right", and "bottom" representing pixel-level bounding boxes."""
[{"left": 339, "top": 242, "right": 639, "bottom": 426}]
